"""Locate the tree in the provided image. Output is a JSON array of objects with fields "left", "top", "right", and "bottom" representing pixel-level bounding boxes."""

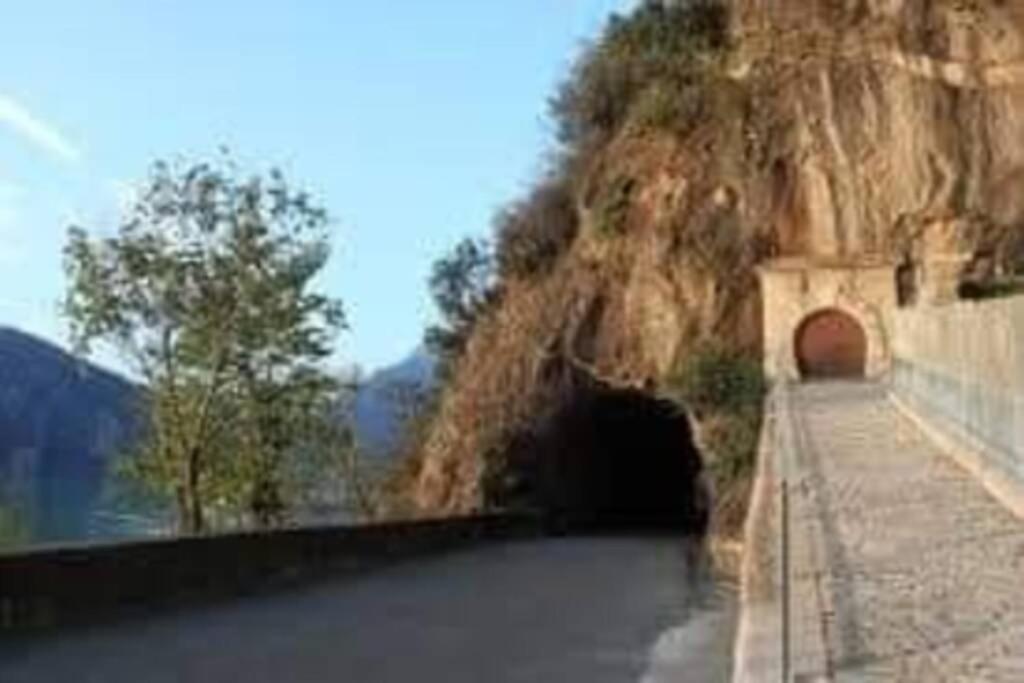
[
  {"left": 424, "top": 237, "right": 496, "bottom": 372},
  {"left": 64, "top": 153, "right": 347, "bottom": 534}
]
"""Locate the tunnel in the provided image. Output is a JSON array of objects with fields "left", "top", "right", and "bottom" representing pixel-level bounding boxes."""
[
  {"left": 505, "top": 383, "right": 708, "bottom": 534},
  {"left": 795, "top": 308, "right": 867, "bottom": 380}
]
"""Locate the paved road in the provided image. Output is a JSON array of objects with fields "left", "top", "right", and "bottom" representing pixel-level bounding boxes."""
[
  {"left": 792, "top": 382, "right": 1024, "bottom": 681},
  {"left": 0, "top": 537, "right": 735, "bottom": 683}
]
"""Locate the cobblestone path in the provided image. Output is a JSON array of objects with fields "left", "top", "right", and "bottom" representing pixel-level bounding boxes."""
[{"left": 792, "top": 382, "right": 1024, "bottom": 681}]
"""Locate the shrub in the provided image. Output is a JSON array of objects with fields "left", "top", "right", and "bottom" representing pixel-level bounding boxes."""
[
  {"left": 594, "top": 175, "right": 635, "bottom": 237},
  {"left": 425, "top": 237, "right": 497, "bottom": 370},
  {"left": 668, "top": 344, "right": 766, "bottom": 417},
  {"left": 665, "top": 343, "right": 766, "bottom": 538},
  {"left": 550, "top": 0, "right": 729, "bottom": 147},
  {"left": 701, "top": 409, "right": 761, "bottom": 483},
  {"left": 957, "top": 278, "right": 1024, "bottom": 301},
  {"left": 494, "top": 178, "right": 579, "bottom": 279},
  {"left": 629, "top": 79, "right": 707, "bottom": 135}
]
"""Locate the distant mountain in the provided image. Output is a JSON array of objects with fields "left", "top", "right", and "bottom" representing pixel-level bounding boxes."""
[
  {"left": 0, "top": 328, "right": 436, "bottom": 545},
  {"left": 0, "top": 327, "right": 143, "bottom": 543},
  {"left": 353, "top": 349, "right": 436, "bottom": 457}
]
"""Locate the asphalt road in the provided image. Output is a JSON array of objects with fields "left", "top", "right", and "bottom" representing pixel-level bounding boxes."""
[{"left": 0, "top": 537, "right": 735, "bottom": 682}]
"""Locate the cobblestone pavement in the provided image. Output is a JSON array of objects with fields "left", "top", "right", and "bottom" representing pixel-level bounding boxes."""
[{"left": 791, "top": 382, "right": 1024, "bottom": 681}]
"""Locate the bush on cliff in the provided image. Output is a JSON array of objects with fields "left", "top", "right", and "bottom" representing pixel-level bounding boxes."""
[
  {"left": 495, "top": 177, "right": 579, "bottom": 279},
  {"left": 550, "top": 0, "right": 728, "bottom": 148},
  {"left": 666, "top": 344, "right": 766, "bottom": 536}
]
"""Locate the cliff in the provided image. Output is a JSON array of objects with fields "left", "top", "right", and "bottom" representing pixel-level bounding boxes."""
[{"left": 409, "top": 0, "right": 1024, "bottom": 518}]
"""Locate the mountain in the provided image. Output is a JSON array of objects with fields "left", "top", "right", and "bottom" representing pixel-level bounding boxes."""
[
  {"left": 0, "top": 327, "right": 143, "bottom": 543},
  {"left": 353, "top": 349, "right": 436, "bottom": 457},
  {"left": 0, "top": 326, "right": 436, "bottom": 543},
  {"left": 0, "top": 325, "right": 436, "bottom": 544}
]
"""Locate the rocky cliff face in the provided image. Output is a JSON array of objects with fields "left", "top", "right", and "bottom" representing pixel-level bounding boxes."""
[
  {"left": 731, "top": 0, "right": 1024, "bottom": 266},
  {"left": 410, "top": 0, "right": 1024, "bottom": 516}
]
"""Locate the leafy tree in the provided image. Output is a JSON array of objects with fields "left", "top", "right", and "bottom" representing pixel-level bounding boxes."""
[
  {"left": 424, "top": 237, "right": 496, "bottom": 371},
  {"left": 64, "top": 154, "right": 348, "bottom": 534}
]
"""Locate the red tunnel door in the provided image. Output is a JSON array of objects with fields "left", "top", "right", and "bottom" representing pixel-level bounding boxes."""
[{"left": 795, "top": 309, "right": 867, "bottom": 380}]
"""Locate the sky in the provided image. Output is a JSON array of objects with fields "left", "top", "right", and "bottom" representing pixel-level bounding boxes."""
[{"left": 0, "top": 0, "right": 629, "bottom": 374}]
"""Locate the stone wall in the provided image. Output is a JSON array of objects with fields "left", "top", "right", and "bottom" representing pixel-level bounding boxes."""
[
  {"left": 0, "top": 515, "right": 540, "bottom": 634},
  {"left": 760, "top": 259, "right": 897, "bottom": 380},
  {"left": 890, "top": 296, "right": 1024, "bottom": 509}
]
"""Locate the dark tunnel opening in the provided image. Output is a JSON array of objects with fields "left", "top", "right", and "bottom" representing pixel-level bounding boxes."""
[{"left": 516, "top": 385, "right": 709, "bottom": 535}]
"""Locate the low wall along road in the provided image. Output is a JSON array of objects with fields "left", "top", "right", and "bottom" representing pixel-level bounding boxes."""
[
  {"left": 891, "top": 295, "right": 1024, "bottom": 517},
  {"left": 0, "top": 515, "right": 540, "bottom": 633}
]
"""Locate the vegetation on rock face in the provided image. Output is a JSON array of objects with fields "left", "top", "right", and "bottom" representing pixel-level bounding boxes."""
[
  {"left": 64, "top": 154, "right": 355, "bottom": 534},
  {"left": 410, "top": 0, "right": 752, "bottom": 519},
  {"left": 550, "top": 0, "right": 729, "bottom": 148},
  {"left": 593, "top": 175, "right": 635, "bottom": 237},
  {"left": 494, "top": 177, "right": 579, "bottom": 280},
  {"left": 425, "top": 0, "right": 732, "bottom": 372},
  {"left": 668, "top": 344, "right": 765, "bottom": 417},
  {"left": 665, "top": 344, "right": 765, "bottom": 536},
  {"left": 425, "top": 237, "right": 497, "bottom": 374}
]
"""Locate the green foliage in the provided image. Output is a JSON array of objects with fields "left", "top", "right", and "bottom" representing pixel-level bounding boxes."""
[
  {"left": 668, "top": 344, "right": 766, "bottom": 417},
  {"left": 64, "top": 152, "right": 350, "bottom": 534},
  {"left": 629, "top": 79, "right": 708, "bottom": 136},
  {"left": 494, "top": 177, "right": 579, "bottom": 279},
  {"left": 666, "top": 344, "right": 765, "bottom": 522},
  {"left": 425, "top": 237, "right": 497, "bottom": 371},
  {"left": 550, "top": 0, "right": 728, "bottom": 147},
  {"left": 594, "top": 175, "right": 636, "bottom": 237},
  {"left": 958, "top": 278, "right": 1024, "bottom": 301},
  {"left": 701, "top": 410, "right": 761, "bottom": 483}
]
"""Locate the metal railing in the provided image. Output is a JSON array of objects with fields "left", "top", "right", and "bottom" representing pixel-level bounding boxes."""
[{"left": 773, "top": 375, "right": 799, "bottom": 682}]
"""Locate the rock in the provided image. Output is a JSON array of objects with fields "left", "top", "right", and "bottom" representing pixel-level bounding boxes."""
[{"left": 409, "top": 0, "right": 1024, "bottom": 515}]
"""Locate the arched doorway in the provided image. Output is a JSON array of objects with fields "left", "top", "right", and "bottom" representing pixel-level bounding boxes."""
[
  {"left": 508, "top": 385, "right": 708, "bottom": 533},
  {"left": 795, "top": 309, "right": 867, "bottom": 380}
]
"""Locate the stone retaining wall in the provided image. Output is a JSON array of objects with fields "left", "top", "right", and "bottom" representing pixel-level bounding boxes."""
[{"left": 0, "top": 515, "right": 540, "bottom": 634}]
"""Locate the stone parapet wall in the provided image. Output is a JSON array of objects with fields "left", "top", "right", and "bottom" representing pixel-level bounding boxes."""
[
  {"left": 0, "top": 515, "right": 541, "bottom": 635},
  {"left": 891, "top": 296, "right": 1024, "bottom": 499},
  {"left": 732, "top": 384, "right": 831, "bottom": 682}
]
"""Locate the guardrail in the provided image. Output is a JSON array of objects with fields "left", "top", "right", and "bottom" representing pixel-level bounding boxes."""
[
  {"left": 0, "top": 514, "right": 542, "bottom": 634},
  {"left": 769, "top": 370, "right": 813, "bottom": 681},
  {"left": 773, "top": 380, "right": 797, "bottom": 682}
]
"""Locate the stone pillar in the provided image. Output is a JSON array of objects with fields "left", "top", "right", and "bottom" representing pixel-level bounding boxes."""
[{"left": 918, "top": 254, "right": 970, "bottom": 304}]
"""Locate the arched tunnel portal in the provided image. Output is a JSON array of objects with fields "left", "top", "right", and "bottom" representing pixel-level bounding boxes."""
[{"left": 497, "top": 381, "right": 709, "bottom": 533}]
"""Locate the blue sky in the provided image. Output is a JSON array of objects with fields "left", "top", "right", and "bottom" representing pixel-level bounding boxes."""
[{"left": 0, "top": 1, "right": 628, "bottom": 373}]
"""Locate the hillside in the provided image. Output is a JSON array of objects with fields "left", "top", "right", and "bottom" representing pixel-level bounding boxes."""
[
  {"left": 0, "top": 326, "right": 432, "bottom": 543},
  {"left": 353, "top": 349, "right": 436, "bottom": 458},
  {"left": 407, "top": 0, "right": 1024, "bottom": 525},
  {"left": 0, "top": 327, "right": 142, "bottom": 542}
]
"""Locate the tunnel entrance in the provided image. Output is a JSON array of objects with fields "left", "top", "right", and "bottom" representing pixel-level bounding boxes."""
[
  {"left": 795, "top": 309, "right": 867, "bottom": 380},
  {"left": 527, "top": 385, "right": 708, "bottom": 533}
]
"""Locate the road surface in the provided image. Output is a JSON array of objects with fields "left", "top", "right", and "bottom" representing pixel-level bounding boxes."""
[{"left": 0, "top": 537, "right": 735, "bottom": 682}]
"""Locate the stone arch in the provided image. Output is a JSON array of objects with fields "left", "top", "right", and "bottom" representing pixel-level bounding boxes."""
[{"left": 794, "top": 308, "right": 868, "bottom": 380}]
